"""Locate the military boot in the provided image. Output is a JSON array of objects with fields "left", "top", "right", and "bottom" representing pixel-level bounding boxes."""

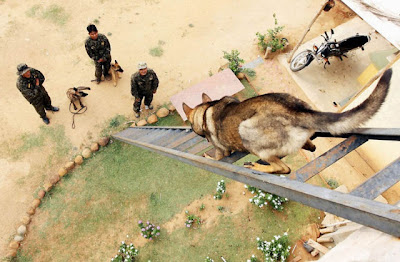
[{"left": 42, "top": 117, "right": 50, "bottom": 125}]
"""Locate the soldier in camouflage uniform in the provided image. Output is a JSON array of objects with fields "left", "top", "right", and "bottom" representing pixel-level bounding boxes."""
[
  {"left": 131, "top": 62, "right": 159, "bottom": 118},
  {"left": 85, "top": 24, "right": 112, "bottom": 84},
  {"left": 16, "top": 64, "right": 59, "bottom": 125}
]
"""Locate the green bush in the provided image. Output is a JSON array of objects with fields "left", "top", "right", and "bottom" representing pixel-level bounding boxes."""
[
  {"left": 223, "top": 50, "right": 244, "bottom": 75},
  {"left": 256, "top": 14, "right": 287, "bottom": 52}
]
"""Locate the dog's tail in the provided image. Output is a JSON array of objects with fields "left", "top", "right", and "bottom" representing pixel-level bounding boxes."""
[{"left": 309, "top": 69, "right": 392, "bottom": 134}]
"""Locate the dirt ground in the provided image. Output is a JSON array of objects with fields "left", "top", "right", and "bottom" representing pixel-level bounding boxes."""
[{"left": 0, "top": 0, "right": 357, "bottom": 257}]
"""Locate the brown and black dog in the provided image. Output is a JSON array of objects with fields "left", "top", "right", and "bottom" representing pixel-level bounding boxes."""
[
  {"left": 109, "top": 60, "right": 124, "bottom": 87},
  {"left": 66, "top": 86, "right": 91, "bottom": 110},
  {"left": 183, "top": 69, "right": 392, "bottom": 174}
]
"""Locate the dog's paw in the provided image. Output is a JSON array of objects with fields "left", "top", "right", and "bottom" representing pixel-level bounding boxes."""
[{"left": 203, "top": 153, "right": 215, "bottom": 160}]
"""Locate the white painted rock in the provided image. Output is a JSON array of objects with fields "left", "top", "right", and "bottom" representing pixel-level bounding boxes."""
[
  {"left": 17, "top": 225, "right": 26, "bottom": 236},
  {"left": 168, "top": 104, "right": 176, "bottom": 112},
  {"left": 98, "top": 137, "right": 110, "bottom": 147},
  {"left": 82, "top": 148, "right": 92, "bottom": 159},
  {"left": 90, "top": 142, "right": 99, "bottom": 152},
  {"left": 147, "top": 114, "right": 158, "bottom": 124},
  {"left": 74, "top": 155, "right": 84, "bottom": 165},
  {"left": 14, "top": 235, "right": 24, "bottom": 242},
  {"left": 137, "top": 119, "right": 147, "bottom": 126},
  {"left": 156, "top": 107, "right": 169, "bottom": 118}
]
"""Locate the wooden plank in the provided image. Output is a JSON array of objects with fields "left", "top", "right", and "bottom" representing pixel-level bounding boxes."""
[{"left": 307, "top": 239, "right": 330, "bottom": 254}]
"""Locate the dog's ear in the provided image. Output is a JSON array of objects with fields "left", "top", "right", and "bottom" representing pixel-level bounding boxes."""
[
  {"left": 202, "top": 93, "right": 212, "bottom": 103},
  {"left": 115, "top": 60, "right": 118, "bottom": 64},
  {"left": 182, "top": 103, "right": 193, "bottom": 117}
]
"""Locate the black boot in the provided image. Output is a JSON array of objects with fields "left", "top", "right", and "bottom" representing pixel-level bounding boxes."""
[{"left": 42, "top": 117, "right": 50, "bottom": 125}]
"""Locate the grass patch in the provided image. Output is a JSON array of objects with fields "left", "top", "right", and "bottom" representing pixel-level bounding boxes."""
[
  {"left": 26, "top": 4, "right": 69, "bottom": 26},
  {"left": 100, "top": 114, "right": 128, "bottom": 137},
  {"left": 3, "top": 125, "right": 71, "bottom": 160},
  {"left": 149, "top": 46, "right": 164, "bottom": 57},
  {"left": 18, "top": 140, "right": 227, "bottom": 261}
]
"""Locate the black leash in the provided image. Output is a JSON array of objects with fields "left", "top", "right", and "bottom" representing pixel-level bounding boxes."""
[{"left": 69, "top": 102, "right": 87, "bottom": 129}]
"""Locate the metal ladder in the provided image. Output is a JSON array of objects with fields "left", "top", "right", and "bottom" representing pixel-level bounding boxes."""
[{"left": 113, "top": 126, "right": 400, "bottom": 237}]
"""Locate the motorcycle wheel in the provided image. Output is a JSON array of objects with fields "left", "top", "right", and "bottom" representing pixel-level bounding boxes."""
[{"left": 290, "top": 50, "right": 314, "bottom": 72}]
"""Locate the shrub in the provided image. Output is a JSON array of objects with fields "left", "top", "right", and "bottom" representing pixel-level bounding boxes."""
[
  {"left": 200, "top": 203, "right": 205, "bottom": 211},
  {"left": 205, "top": 257, "right": 214, "bottom": 262},
  {"left": 327, "top": 178, "right": 339, "bottom": 189},
  {"left": 149, "top": 46, "right": 164, "bottom": 57},
  {"left": 138, "top": 220, "right": 161, "bottom": 240},
  {"left": 256, "top": 14, "right": 287, "bottom": 52},
  {"left": 213, "top": 180, "right": 226, "bottom": 200},
  {"left": 185, "top": 210, "right": 202, "bottom": 228},
  {"left": 247, "top": 254, "right": 259, "bottom": 262},
  {"left": 111, "top": 241, "right": 138, "bottom": 262},
  {"left": 223, "top": 50, "right": 244, "bottom": 75},
  {"left": 257, "top": 232, "right": 290, "bottom": 262},
  {"left": 245, "top": 185, "right": 289, "bottom": 211}
]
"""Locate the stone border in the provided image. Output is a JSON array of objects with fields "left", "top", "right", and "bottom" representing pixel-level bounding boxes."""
[
  {"left": 5, "top": 136, "right": 111, "bottom": 258},
  {"left": 5, "top": 105, "right": 177, "bottom": 258}
]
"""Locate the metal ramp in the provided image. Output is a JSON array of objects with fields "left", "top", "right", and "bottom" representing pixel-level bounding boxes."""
[{"left": 113, "top": 126, "right": 400, "bottom": 237}]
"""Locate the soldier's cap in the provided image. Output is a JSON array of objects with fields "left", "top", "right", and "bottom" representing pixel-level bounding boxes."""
[
  {"left": 138, "top": 62, "right": 147, "bottom": 70},
  {"left": 16, "top": 63, "right": 30, "bottom": 76}
]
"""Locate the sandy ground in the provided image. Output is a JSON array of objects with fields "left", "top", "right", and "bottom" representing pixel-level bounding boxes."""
[{"left": 0, "top": 0, "right": 357, "bottom": 257}]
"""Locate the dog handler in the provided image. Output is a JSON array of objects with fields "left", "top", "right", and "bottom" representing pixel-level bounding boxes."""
[
  {"left": 131, "top": 62, "right": 159, "bottom": 118},
  {"left": 16, "top": 63, "right": 59, "bottom": 125},
  {"left": 85, "top": 24, "right": 112, "bottom": 84}
]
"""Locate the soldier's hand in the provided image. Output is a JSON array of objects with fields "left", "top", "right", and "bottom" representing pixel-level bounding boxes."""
[
  {"left": 153, "top": 90, "right": 157, "bottom": 94},
  {"left": 98, "top": 58, "right": 104, "bottom": 62}
]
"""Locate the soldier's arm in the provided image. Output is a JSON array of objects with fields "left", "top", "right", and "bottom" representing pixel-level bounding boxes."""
[
  {"left": 151, "top": 71, "right": 159, "bottom": 92},
  {"left": 102, "top": 36, "right": 111, "bottom": 60},
  {"left": 131, "top": 75, "right": 139, "bottom": 97},
  {"left": 17, "top": 81, "right": 40, "bottom": 102},
  {"left": 85, "top": 40, "right": 96, "bottom": 60},
  {"left": 32, "top": 70, "right": 45, "bottom": 86}
]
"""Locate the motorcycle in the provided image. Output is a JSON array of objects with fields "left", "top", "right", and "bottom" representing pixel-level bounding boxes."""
[{"left": 290, "top": 29, "right": 370, "bottom": 72}]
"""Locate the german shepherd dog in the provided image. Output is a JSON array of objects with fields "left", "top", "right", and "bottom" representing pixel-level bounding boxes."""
[
  {"left": 66, "top": 86, "right": 91, "bottom": 110},
  {"left": 182, "top": 69, "right": 392, "bottom": 174},
  {"left": 109, "top": 60, "right": 124, "bottom": 87}
]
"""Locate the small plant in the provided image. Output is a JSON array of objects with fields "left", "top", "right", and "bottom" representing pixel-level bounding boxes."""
[
  {"left": 184, "top": 210, "right": 202, "bottom": 228},
  {"left": 138, "top": 220, "right": 160, "bottom": 240},
  {"left": 208, "top": 70, "right": 213, "bottom": 77},
  {"left": 205, "top": 256, "right": 214, "bottom": 262},
  {"left": 109, "top": 116, "right": 121, "bottom": 128},
  {"left": 256, "top": 14, "right": 287, "bottom": 52},
  {"left": 245, "top": 185, "right": 289, "bottom": 211},
  {"left": 189, "top": 23, "right": 194, "bottom": 28},
  {"left": 107, "top": 32, "right": 113, "bottom": 36},
  {"left": 93, "top": 18, "right": 100, "bottom": 24},
  {"left": 200, "top": 203, "right": 205, "bottom": 211},
  {"left": 256, "top": 232, "right": 291, "bottom": 262},
  {"left": 158, "top": 40, "right": 165, "bottom": 45},
  {"left": 217, "top": 206, "right": 224, "bottom": 212},
  {"left": 213, "top": 180, "right": 226, "bottom": 200},
  {"left": 247, "top": 254, "right": 259, "bottom": 262},
  {"left": 149, "top": 46, "right": 164, "bottom": 57},
  {"left": 223, "top": 50, "right": 244, "bottom": 75},
  {"left": 243, "top": 68, "right": 256, "bottom": 78},
  {"left": 111, "top": 241, "right": 138, "bottom": 262},
  {"left": 327, "top": 178, "right": 339, "bottom": 189}
]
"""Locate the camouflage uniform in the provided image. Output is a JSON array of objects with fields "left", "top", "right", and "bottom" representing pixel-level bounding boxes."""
[
  {"left": 131, "top": 69, "right": 159, "bottom": 112},
  {"left": 85, "top": 33, "right": 111, "bottom": 81},
  {"left": 16, "top": 68, "right": 52, "bottom": 119}
]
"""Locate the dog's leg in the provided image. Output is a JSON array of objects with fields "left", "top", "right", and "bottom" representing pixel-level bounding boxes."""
[
  {"left": 302, "top": 139, "right": 316, "bottom": 152},
  {"left": 244, "top": 156, "right": 291, "bottom": 174},
  {"left": 72, "top": 101, "right": 78, "bottom": 111},
  {"left": 204, "top": 148, "right": 225, "bottom": 160},
  {"left": 79, "top": 99, "right": 84, "bottom": 108}
]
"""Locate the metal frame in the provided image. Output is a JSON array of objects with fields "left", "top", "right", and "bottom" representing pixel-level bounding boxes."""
[{"left": 113, "top": 127, "right": 400, "bottom": 237}]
